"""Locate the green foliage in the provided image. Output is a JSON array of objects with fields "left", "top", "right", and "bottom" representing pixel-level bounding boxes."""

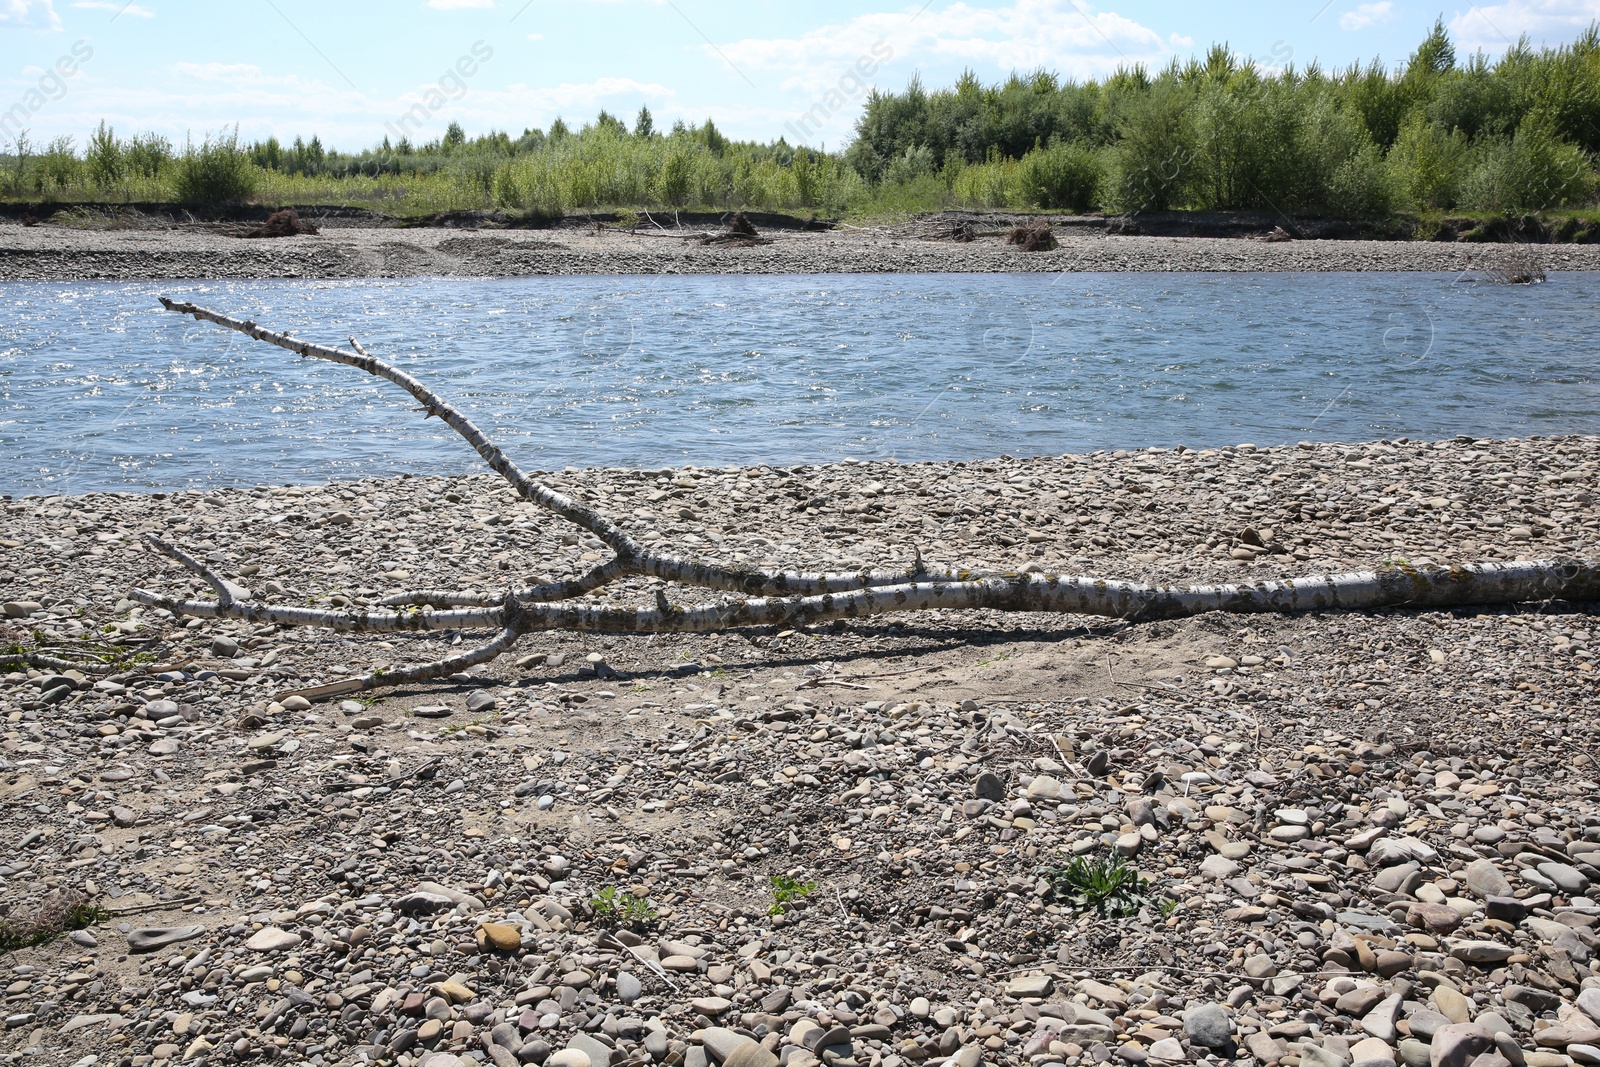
[
  {"left": 36, "top": 135, "right": 82, "bottom": 194},
  {"left": 1042, "top": 853, "right": 1165, "bottom": 917},
  {"left": 1389, "top": 114, "right": 1472, "bottom": 209},
  {"left": 1016, "top": 139, "right": 1102, "bottom": 210},
  {"left": 7, "top": 23, "right": 1600, "bottom": 222},
  {"left": 86, "top": 121, "right": 123, "bottom": 188},
  {"left": 1460, "top": 114, "right": 1597, "bottom": 211},
  {"left": 769, "top": 874, "right": 816, "bottom": 915},
  {"left": 589, "top": 885, "right": 658, "bottom": 931},
  {"left": 1104, "top": 82, "right": 1195, "bottom": 212},
  {"left": 174, "top": 127, "right": 259, "bottom": 204}
]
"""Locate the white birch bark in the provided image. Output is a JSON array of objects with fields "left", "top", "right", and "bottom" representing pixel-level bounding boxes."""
[{"left": 139, "top": 298, "right": 1600, "bottom": 696}]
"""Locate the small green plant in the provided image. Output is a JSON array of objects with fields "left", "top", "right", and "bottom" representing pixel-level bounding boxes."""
[
  {"left": 1041, "top": 853, "right": 1164, "bottom": 918},
  {"left": 768, "top": 874, "right": 816, "bottom": 915},
  {"left": 590, "top": 885, "right": 658, "bottom": 930}
]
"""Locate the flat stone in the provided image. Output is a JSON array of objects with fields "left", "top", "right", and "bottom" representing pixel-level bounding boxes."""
[
  {"left": 1362, "top": 994, "right": 1404, "bottom": 1042},
  {"left": 566, "top": 1034, "right": 614, "bottom": 1067},
  {"left": 1302, "top": 1045, "right": 1351, "bottom": 1067},
  {"left": 126, "top": 926, "right": 205, "bottom": 953},
  {"left": 1535, "top": 1028, "right": 1600, "bottom": 1049},
  {"left": 1027, "top": 775, "right": 1063, "bottom": 801},
  {"left": 1430, "top": 1024, "right": 1493, "bottom": 1067},
  {"left": 1351, "top": 1037, "right": 1397, "bottom": 1065},
  {"left": 700, "top": 1027, "right": 776, "bottom": 1067},
  {"left": 244, "top": 928, "right": 301, "bottom": 952},
  {"left": 1537, "top": 862, "right": 1591, "bottom": 896},
  {"left": 1004, "top": 974, "right": 1053, "bottom": 998},
  {"left": 1407, "top": 1010, "right": 1452, "bottom": 1043},
  {"left": 1432, "top": 986, "right": 1473, "bottom": 1024},
  {"left": 476, "top": 923, "right": 521, "bottom": 953},
  {"left": 691, "top": 997, "right": 733, "bottom": 1016},
  {"left": 973, "top": 772, "right": 1005, "bottom": 801},
  {"left": 548, "top": 1052, "right": 590, "bottom": 1067},
  {"left": 1465, "top": 860, "right": 1513, "bottom": 900},
  {"left": 1147, "top": 1037, "right": 1185, "bottom": 1061},
  {"left": 1370, "top": 837, "right": 1438, "bottom": 867},
  {"left": 1408, "top": 902, "right": 1464, "bottom": 934},
  {"left": 1449, "top": 940, "right": 1513, "bottom": 965},
  {"left": 394, "top": 891, "right": 455, "bottom": 914},
  {"left": 1484, "top": 897, "right": 1528, "bottom": 923},
  {"left": 1399, "top": 1039, "right": 1432, "bottom": 1067}
]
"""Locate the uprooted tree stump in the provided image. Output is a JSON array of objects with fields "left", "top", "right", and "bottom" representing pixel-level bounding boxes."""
[
  {"left": 126, "top": 297, "right": 1600, "bottom": 699},
  {"left": 1006, "top": 222, "right": 1057, "bottom": 252},
  {"left": 701, "top": 211, "right": 771, "bottom": 247},
  {"left": 244, "top": 209, "right": 319, "bottom": 239}
]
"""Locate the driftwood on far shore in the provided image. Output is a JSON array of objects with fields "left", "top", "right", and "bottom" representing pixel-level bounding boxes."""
[{"left": 123, "top": 298, "right": 1600, "bottom": 698}]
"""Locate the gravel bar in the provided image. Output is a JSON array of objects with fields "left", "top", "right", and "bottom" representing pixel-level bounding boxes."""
[
  {"left": 1, "top": 434, "right": 1598, "bottom": 1067},
  {"left": 5, "top": 222, "right": 1600, "bottom": 280}
]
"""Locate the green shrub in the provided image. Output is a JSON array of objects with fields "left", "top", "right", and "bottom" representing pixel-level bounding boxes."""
[
  {"left": 1300, "top": 95, "right": 1398, "bottom": 217},
  {"left": 1015, "top": 139, "right": 1102, "bottom": 210},
  {"left": 35, "top": 135, "right": 83, "bottom": 195},
  {"left": 882, "top": 144, "right": 937, "bottom": 185},
  {"left": 1388, "top": 114, "right": 1471, "bottom": 209},
  {"left": 1104, "top": 83, "right": 1195, "bottom": 212},
  {"left": 951, "top": 151, "right": 1021, "bottom": 207},
  {"left": 1190, "top": 75, "right": 1303, "bottom": 210},
  {"left": 86, "top": 121, "right": 123, "bottom": 189},
  {"left": 1461, "top": 116, "right": 1596, "bottom": 211},
  {"left": 124, "top": 132, "right": 173, "bottom": 180},
  {"left": 174, "top": 128, "right": 259, "bottom": 203}
]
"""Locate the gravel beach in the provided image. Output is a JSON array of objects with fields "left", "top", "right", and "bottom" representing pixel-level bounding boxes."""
[
  {"left": 4, "top": 219, "right": 1600, "bottom": 280},
  {"left": 2, "top": 434, "right": 1599, "bottom": 1067}
]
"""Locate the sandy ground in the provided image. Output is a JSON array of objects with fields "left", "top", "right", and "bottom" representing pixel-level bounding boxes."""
[{"left": 3, "top": 220, "right": 1600, "bottom": 280}]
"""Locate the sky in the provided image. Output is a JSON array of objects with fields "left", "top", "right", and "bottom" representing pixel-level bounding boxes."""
[{"left": 2, "top": 0, "right": 1599, "bottom": 151}]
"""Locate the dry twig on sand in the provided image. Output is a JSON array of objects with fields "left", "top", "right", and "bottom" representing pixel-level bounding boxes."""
[{"left": 134, "top": 298, "right": 1600, "bottom": 697}]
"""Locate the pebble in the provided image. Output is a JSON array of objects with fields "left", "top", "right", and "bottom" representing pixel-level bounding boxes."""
[{"left": 2, "top": 436, "right": 1599, "bottom": 1067}]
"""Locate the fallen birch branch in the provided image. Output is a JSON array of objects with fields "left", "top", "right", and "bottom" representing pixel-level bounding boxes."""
[{"left": 132, "top": 297, "right": 1600, "bottom": 696}]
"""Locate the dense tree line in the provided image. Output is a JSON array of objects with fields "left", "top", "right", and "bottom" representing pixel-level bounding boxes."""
[
  {"left": 847, "top": 20, "right": 1600, "bottom": 215},
  {"left": 4, "top": 23, "right": 1596, "bottom": 218}
]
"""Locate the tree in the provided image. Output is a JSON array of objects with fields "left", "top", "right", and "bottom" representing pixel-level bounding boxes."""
[
  {"left": 1409, "top": 17, "right": 1457, "bottom": 77},
  {"left": 123, "top": 297, "right": 1600, "bottom": 700},
  {"left": 634, "top": 106, "right": 655, "bottom": 139}
]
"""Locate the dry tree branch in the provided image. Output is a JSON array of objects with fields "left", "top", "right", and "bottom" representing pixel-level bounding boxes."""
[{"left": 135, "top": 298, "right": 1600, "bottom": 698}]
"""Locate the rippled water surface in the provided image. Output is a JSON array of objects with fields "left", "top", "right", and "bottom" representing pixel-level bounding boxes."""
[{"left": 3, "top": 272, "right": 1598, "bottom": 495}]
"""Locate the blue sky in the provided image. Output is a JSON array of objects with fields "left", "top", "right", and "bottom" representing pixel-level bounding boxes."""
[{"left": 3, "top": 0, "right": 1598, "bottom": 150}]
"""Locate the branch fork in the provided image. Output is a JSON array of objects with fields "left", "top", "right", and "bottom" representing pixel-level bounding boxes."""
[{"left": 137, "top": 298, "right": 1600, "bottom": 697}]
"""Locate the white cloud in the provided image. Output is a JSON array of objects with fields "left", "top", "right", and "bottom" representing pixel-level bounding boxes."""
[
  {"left": 1449, "top": 0, "right": 1600, "bottom": 54},
  {"left": 1339, "top": 1, "right": 1393, "bottom": 30},
  {"left": 0, "top": 0, "right": 61, "bottom": 29},
  {"left": 71, "top": 0, "right": 154, "bottom": 16},
  {"left": 425, "top": 0, "right": 492, "bottom": 8},
  {"left": 717, "top": 0, "right": 1171, "bottom": 97},
  {"left": 172, "top": 61, "right": 277, "bottom": 82},
  {"left": 18, "top": 70, "right": 677, "bottom": 150},
  {"left": 526, "top": 31, "right": 542, "bottom": 40}
]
